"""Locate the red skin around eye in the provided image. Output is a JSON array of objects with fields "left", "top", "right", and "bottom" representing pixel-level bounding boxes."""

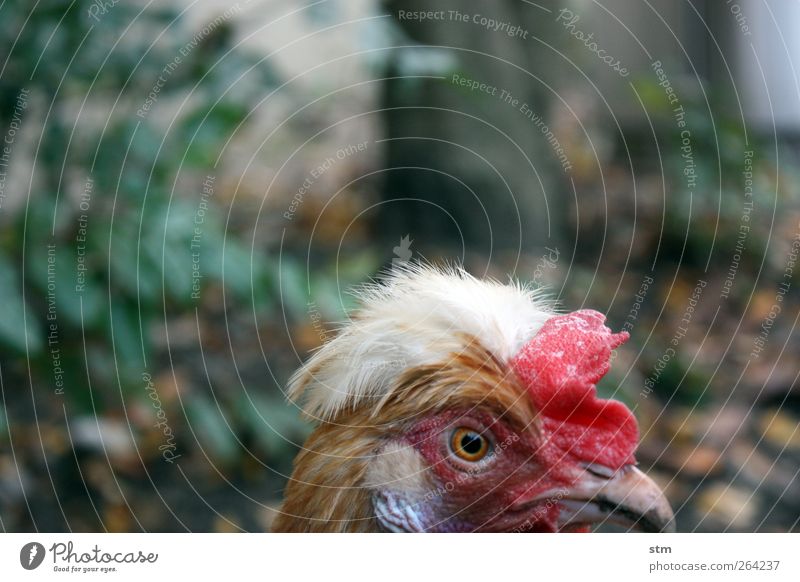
[
  {"left": 398, "top": 311, "right": 637, "bottom": 531},
  {"left": 404, "top": 410, "right": 525, "bottom": 486},
  {"left": 511, "top": 310, "right": 638, "bottom": 470},
  {"left": 405, "top": 411, "right": 577, "bottom": 531}
]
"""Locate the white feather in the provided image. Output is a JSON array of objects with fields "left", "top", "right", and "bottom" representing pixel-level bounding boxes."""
[{"left": 288, "top": 264, "right": 555, "bottom": 420}]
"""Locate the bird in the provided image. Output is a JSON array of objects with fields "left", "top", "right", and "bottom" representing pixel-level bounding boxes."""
[{"left": 272, "top": 265, "right": 674, "bottom": 532}]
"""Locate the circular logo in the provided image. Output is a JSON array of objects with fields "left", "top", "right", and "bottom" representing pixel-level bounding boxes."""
[{"left": 20, "top": 542, "right": 46, "bottom": 570}]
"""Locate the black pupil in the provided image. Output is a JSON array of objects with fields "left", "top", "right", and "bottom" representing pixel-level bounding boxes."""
[{"left": 460, "top": 433, "right": 484, "bottom": 455}]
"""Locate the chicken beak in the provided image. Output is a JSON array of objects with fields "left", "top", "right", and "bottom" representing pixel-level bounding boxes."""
[{"left": 558, "top": 465, "right": 676, "bottom": 532}]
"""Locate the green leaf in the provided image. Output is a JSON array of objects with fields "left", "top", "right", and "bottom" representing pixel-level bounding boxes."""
[
  {"left": 0, "top": 253, "right": 43, "bottom": 353},
  {"left": 310, "top": 275, "right": 347, "bottom": 320},
  {"left": 0, "top": 403, "right": 7, "bottom": 442},
  {"left": 187, "top": 396, "right": 239, "bottom": 461},
  {"left": 108, "top": 224, "right": 160, "bottom": 305},
  {"left": 108, "top": 300, "right": 147, "bottom": 386},
  {"left": 27, "top": 244, "right": 105, "bottom": 329},
  {"left": 238, "top": 393, "right": 311, "bottom": 457},
  {"left": 180, "top": 103, "right": 248, "bottom": 167},
  {"left": 277, "top": 258, "right": 310, "bottom": 320}
]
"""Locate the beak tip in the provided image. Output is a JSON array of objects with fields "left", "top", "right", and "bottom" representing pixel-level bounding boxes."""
[
  {"left": 641, "top": 507, "right": 677, "bottom": 533},
  {"left": 567, "top": 465, "right": 677, "bottom": 533}
]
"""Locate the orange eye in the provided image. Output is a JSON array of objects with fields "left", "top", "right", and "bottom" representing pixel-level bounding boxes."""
[{"left": 450, "top": 427, "right": 491, "bottom": 462}]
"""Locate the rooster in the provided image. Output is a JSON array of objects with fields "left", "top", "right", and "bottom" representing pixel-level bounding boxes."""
[{"left": 273, "top": 266, "right": 674, "bottom": 532}]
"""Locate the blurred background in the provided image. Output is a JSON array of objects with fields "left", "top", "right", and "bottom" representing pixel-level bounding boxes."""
[{"left": 1, "top": 0, "right": 799, "bottom": 533}]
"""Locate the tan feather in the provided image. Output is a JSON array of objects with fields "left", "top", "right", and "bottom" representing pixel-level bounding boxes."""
[
  {"left": 273, "top": 338, "right": 543, "bottom": 531},
  {"left": 273, "top": 266, "right": 553, "bottom": 531}
]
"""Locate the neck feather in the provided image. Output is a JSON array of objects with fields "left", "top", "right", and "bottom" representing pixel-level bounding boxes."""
[{"left": 272, "top": 422, "right": 381, "bottom": 532}]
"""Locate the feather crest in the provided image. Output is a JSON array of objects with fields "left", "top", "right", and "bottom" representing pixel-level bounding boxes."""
[{"left": 287, "top": 264, "right": 554, "bottom": 421}]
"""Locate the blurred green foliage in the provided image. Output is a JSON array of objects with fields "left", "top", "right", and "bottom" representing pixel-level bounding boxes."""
[
  {"left": 0, "top": 1, "right": 299, "bottom": 451},
  {"left": 0, "top": 0, "right": 391, "bottom": 471},
  {"left": 632, "top": 75, "right": 779, "bottom": 272}
]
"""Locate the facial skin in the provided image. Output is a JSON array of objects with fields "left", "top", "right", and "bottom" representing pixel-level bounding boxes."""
[{"left": 370, "top": 409, "right": 674, "bottom": 533}]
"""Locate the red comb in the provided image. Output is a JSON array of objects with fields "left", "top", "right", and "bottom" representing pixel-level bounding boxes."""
[{"left": 510, "top": 310, "right": 637, "bottom": 469}]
